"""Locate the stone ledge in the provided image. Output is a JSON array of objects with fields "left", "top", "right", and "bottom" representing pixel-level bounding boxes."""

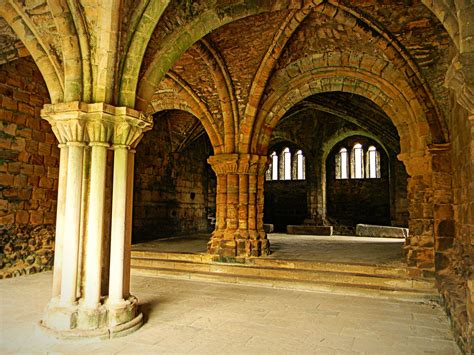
[
  {"left": 356, "top": 224, "right": 408, "bottom": 238},
  {"left": 287, "top": 225, "right": 333, "bottom": 235}
]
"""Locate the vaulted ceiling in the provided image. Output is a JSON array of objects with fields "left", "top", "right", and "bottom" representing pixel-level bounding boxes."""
[{"left": 0, "top": 0, "right": 462, "bottom": 153}]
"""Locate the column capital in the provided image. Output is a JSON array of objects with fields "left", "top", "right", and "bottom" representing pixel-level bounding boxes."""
[
  {"left": 41, "top": 101, "right": 153, "bottom": 146},
  {"left": 445, "top": 53, "right": 474, "bottom": 115},
  {"left": 207, "top": 154, "right": 269, "bottom": 175}
]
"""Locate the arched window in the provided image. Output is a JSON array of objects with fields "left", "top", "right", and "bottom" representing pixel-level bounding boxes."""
[
  {"left": 367, "top": 146, "right": 380, "bottom": 178},
  {"left": 296, "top": 150, "right": 305, "bottom": 180},
  {"left": 336, "top": 147, "right": 349, "bottom": 179},
  {"left": 351, "top": 143, "right": 364, "bottom": 179},
  {"left": 267, "top": 151, "right": 279, "bottom": 180},
  {"left": 280, "top": 147, "right": 292, "bottom": 180},
  {"left": 266, "top": 154, "right": 273, "bottom": 181}
]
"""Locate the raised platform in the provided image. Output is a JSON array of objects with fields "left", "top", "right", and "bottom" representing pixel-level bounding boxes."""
[
  {"left": 287, "top": 225, "right": 333, "bottom": 235},
  {"left": 356, "top": 224, "right": 409, "bottom": 239},
  {"left": 130, "top": 250, "right": 436, "bottom": 301}
]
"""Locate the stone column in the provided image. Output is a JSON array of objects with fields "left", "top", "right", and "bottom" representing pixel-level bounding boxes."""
[
  {"left": 399, "top": 151, "right": 436, "bottom": 274},
  {"left": 60, "top": 141, "right": 85, "bottom": 305},
  {"left": 207, "top": 154, "right": 269, "bottom": 259},
  {"left": 39, "top": 102, "right": 152, "bottom": 339},
  {"left": 51, "top": 144, "right": 68, "bottom": 297},
  {"left": 108, "top": 145, "right": 129, "bottom": 305},
  {"left": 123, "top": 149, "right": 136, "bottom": 299},
  {"left": 83, "top": 141, "right": 108, "bottom": 307}
]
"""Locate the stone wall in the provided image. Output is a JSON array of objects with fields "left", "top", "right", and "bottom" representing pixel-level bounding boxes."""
[
  {"left": 326, "top": 137, "right": 391, "bottom": 231},
  {"left": 0, "top": 57, "right": 57, "bottom": 278},
  {"left": 133, "top": 114, "right": 216, "bottom": 242},
  {"left": 435, "top": 96, "right": 473, "bottom": 353}
]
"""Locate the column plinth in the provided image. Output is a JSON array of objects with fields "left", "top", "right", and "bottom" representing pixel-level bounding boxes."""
[
  {"left": 39, "top": 102, "right": 152, "bottom": 339},
  {"left": 207, "top": 154, "right": 270, "bottom": 259}
]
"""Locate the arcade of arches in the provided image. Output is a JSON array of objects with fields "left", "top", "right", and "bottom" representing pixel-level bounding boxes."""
[{"left": 0, "top": 0, "right": 472, "bottom": 352}]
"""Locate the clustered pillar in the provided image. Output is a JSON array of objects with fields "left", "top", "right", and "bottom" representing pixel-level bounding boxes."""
[
  {"left": 39, "top": 102, "right": 152, "bottom": 339},
  {"left": 207, "top": 154, "right": 269, "bottom": 258}
]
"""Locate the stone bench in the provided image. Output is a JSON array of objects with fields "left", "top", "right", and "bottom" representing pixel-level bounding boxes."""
[
  {"left": 287, "top": 225, "right": 333, "bottom": 235},
  {"left": 355, "top": 224, "right": 408, "bottom": 239}
]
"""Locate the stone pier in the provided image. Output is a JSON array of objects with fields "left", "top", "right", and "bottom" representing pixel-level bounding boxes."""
[
  {"left": 38, "top": 102, "right": 152, "bottom": 339},
  {"left": 207, "top": 154, "right": 269, "bottom": 258}
]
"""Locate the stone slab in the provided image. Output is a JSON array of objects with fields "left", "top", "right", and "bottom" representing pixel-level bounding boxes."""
[
  {"left": 287, "top": 225, "right": 333, "bottom": 235},
  {"left": 356, "top": 224, "right": 408, "bottom": 239},
  {"left": 264, "top": 224, "right": 274, "bottom": 233}
]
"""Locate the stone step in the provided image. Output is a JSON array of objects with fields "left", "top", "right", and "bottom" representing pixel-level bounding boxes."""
[
  {"left": 130, "top": 255, "right": 436, "bottom": 293},
  {"left": 131, "top": 265, "right": 438, "bottom": 302},
  {"left": 131, "top": 250, "right": 420, "bottom": 279}
]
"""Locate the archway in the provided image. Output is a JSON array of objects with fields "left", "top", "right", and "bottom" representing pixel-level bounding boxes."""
[
  {"left": 263, "top": 142, "right": 308, "bottom": 232},
  {"left": 325, "top": 135, "right": 392, "bottom": 233},
  {"left": 133, "top": 109, "right": 216, "bottom": 245}
]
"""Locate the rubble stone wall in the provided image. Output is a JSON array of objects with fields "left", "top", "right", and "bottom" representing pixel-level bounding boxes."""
[{"left": 0, "top": 57, "right": 57, "bottom": 278}]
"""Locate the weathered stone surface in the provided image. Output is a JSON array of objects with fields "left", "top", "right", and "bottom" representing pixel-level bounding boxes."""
[
  {"left": 0, "top": 0, "right": 472, "bottom": 351},
  {"left": 0, "top": 224, "right": 54, "bottom": 278},
  {"left": 356, "top": 224, "right": 409, "bottom": 239},
  {"left": 287, "top": 225, "right": 333, "bottom": 236}
]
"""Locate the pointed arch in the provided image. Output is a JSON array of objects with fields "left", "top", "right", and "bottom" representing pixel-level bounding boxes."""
[
  {"left": 134, "top": 1, "right": 321, "bottom": 110},
  {"left": 192, "top": 38, "right": 238, "bottom": 153},
  {"left": 118, "top": 0, "right": 171, "bottom": 105},
  {"left": 0, "top": 0, "right": 63, "bottom": 102},
  {"left": 149, "top": 72, "right": 224, "bottom": 153},
  {"left": 238, "top": 8, "right": 313, "bottom": 152},
  {"left": 251, "top": 52, "right": 441, "bottom": 159},
  {"left": 48, "top": 0, "right": 84, "bottom": 102}
]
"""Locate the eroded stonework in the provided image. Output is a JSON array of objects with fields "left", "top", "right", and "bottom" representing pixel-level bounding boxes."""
[{"left": 0, "top": 0, "right": 472, "bottom": 351}]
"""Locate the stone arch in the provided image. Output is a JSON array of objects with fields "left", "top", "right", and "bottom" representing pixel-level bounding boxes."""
[
  {"left": 133, "top": 1, "right": 323, "bottom": 110},
  {"left": 421, "top": 0, "right": 460, "bottom": 49},
  {"left": 47, "top": 0, "right": 84, "bottom": 102},
  {"left": 0, "top": 2, "right": 64, "bottom": 103},
  {"left": 192, "top": 38, "right": 238, "bottom": 153},
  {"left": 240, "top": 9, "right": 312, "bottom": 149},
  {"left": 314, "top": 129, "right": 394, "bottom": 226},
  {"left": 118, "top": 0, "right": 170, "bottom": 105},
  {"left": 251, "top": 52, "right": 437, "bottom": 160},
  {"left": 321, "top": 130, "right": 392, "bottom": 167},
  {"left": 322, "top": 1, "right": 447, "bottom": 141},
  {"left": 148, "top": 75, "right": 224, "bottom": 154}
]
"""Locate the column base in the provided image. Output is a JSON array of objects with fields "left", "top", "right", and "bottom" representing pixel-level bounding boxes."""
[
  {"left": 208, "top": 230, "right": 270, "bottom": 258},
  {"left": 39, "top": 296, "right": 143, "bottom": 340}
]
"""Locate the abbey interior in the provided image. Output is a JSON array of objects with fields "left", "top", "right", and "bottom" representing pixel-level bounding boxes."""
[{"left": 0, "top": 0, "right": 472, "bottom": 353}]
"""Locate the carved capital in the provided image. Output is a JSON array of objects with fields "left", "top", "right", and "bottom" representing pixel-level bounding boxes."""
[
  {"left": 445, "top": 54, "right": 474, "bottom": 114},
  {"left": 41, "top": 102, "right": 153, "bottom": 146},
  {"left": 208, "top": 154, "right": 269, "bottom": 175}
]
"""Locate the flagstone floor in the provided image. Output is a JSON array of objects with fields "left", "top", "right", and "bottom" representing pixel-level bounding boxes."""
[{"left": 0, "top": 271, "right": 459, "bottom": 354}]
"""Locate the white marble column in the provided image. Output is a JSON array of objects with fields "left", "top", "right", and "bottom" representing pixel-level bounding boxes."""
[
  {"left": 51, "top": 144, "right": 68, "bottom": 298},
  {"left": 108, "top": 145, "right": 129, "bottom": 305},
  {"left": 60, "top": 142, "right": 85, "bottom": 305},
  {"left": 123, "top": 149, "right": 136, "bottom": 299},
  {"left": 83, "top": 142, "right": 108, "bottom": 307},
  {"left": 40, "top": 102, "right": 152, "bottom": 339}
]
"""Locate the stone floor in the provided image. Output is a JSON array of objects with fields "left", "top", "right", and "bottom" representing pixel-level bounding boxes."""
[
  {"left": 133, "top": 233, "right": 405, "bottom": 266},
  {"left": 0, "top": 271, "right": 459, "bottom": 354}
]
